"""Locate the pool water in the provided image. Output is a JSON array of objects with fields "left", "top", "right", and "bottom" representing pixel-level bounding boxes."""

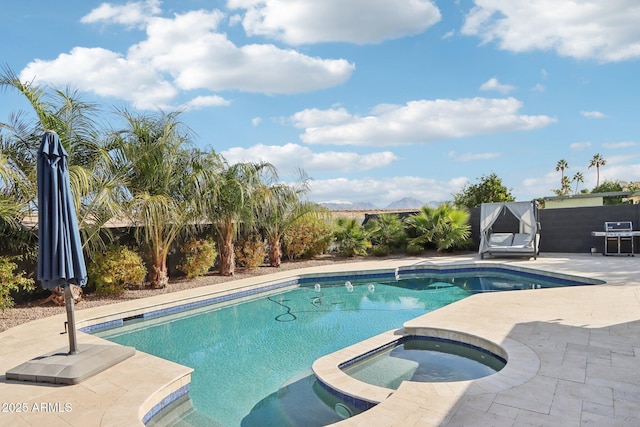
[
  {"left": 95, "top": 272, "right": 587, "bottom": 426},
  {"left": 342, "top": 337, "right": 506, "bottom": 389}
]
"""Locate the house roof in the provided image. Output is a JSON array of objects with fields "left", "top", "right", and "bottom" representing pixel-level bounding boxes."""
[{"left": 543, "top": 191, "right": 639, "bottom": 201}]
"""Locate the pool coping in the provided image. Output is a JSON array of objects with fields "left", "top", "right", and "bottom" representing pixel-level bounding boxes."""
[{"left": 1, "top": 253, "right": 638, "bottom": 426}]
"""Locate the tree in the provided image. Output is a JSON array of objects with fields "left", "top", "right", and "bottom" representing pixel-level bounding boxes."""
[
  {"left": 452, "top": 173, "right": 515, "bottom": 209},
  {"left": 112, "top": 110, "right": 205, "bottom": 288},
  {"left": 588, "top": 154, "right": 606, "bottom": 187},
  {"left": 254, "top": 175, "right": 318, "bottom": 267},
  {"left": 406, "top": 204, "right": 471, "bottom": 252},
  {"left": 202, "top": 161, "right": 273, "bottom": 276},
  {"left": 555, "top": 159, "right": 569, "bottom": 188},
  {"left": 0, "top": 140, "right": 35, "bottom": 255},
  {"left": 0, "top": 65, "right": 120, "bottom": 256},
  {"left": 592, "top": 180, "right": 626, "bottom": 205},
  {"left": 553, "top": 175, "right": 573, "bottom": 196},
  {"left": 572, "top": 172, "right": 584, "bottom": 194}
]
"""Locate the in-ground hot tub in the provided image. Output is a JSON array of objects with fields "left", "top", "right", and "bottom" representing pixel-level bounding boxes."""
[{"left": 341, "top": 335, "right": 507, "bottom": 390}]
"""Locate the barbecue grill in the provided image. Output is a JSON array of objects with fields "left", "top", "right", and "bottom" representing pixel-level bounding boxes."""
[{"left": 591, "top": 221, "right": 640, "bottom": 256}]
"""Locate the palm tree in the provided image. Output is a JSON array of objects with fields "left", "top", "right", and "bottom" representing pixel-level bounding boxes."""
[
  {"left": 112, "top": 110, "right": 206, "bottom": 288},
  {"left": 407, "top": 204, "right": 470, "bottom": 252},
  {"left": 555, "top": 159, "right": 569, "bottom": 188},
  {"left": 333, "top": 217, "right": 371, "bottom": 257},
  {"left": 0, "top": 142, "right": 36, "bottom": 255},
  {"left": 201, "top": 161, "right": 273, "bottom": 276},
  {"left": 560, "top": 176, "right": 572, "bottom": 195},
  {"left": 254, "top": 174, "right": 317, "bottom": 267},
  {"left": 364, "top": 213, "right": 407, "bottom": 254},
  {"left": 572, "top": 172, "right": 584, "bottom": 194},
  {"left": 0, "top": 65, "right": 119, "bottom": 255},
  {"left": 588, "top": 154, "right": 607, "bottom": 187}
]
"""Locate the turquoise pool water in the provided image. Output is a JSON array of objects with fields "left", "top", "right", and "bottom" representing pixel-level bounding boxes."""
[
  {"left": 342, "top": 337, "right": 506, "bottom": 389},
  {"left": 94, "top": 270, "right": 589, "bottom": 426}
]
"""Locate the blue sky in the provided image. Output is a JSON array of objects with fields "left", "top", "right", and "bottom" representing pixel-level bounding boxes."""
[{"left": 2, "top": 0, "right": 639, "bottom": 207}]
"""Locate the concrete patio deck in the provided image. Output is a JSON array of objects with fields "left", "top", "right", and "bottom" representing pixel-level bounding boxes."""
[{"left": 1, "top": 253, "right": 638, "bottom": 426}]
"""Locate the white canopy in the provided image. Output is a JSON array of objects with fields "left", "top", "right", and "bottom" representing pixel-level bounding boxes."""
[{"left": 479, "top": 201, "right": 539, "bottom": 256}]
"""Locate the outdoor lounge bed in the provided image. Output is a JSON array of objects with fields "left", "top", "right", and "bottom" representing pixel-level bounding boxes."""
[{"left": 479, "top": 201, "right": 540, "bottom": 260}]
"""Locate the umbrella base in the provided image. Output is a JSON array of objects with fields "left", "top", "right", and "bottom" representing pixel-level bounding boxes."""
[{"left": 5, "top": 344, "right": 135, "bottom": 385}]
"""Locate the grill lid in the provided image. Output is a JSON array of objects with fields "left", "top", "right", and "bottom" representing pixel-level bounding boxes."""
[{"left": 605, "top": 221, "right": 633, "bottom": 232}]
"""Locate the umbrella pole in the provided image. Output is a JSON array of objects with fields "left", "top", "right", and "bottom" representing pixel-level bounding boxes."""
[{"left": 64, "top": 286, "right": 79, "bottom": 354}]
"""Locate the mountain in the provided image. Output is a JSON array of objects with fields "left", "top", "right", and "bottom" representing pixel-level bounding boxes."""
[
  {"left": 385, "top": 197, "right": 425, "bottom": 210},
  {"left": 319, "top": 197, "right": 438, "bottom": 211},
  {"left": 318, "top": 201, "right": 379, "bottom": 210}
]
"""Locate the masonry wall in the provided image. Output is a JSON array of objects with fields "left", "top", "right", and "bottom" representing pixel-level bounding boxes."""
[{"left": 538, "top": 204, "right": 640, "bottom": 254}]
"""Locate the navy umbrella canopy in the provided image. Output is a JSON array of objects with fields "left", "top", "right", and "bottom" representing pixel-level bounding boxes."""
[
  {"left": 37, "top": 131, "right": 87, "bottom": 354},
  {"left": 5, "top": 135, "right": 134, "bottom": 382},
  {"left": 37, "top": 131, "right": 87, "bottom": 289}
]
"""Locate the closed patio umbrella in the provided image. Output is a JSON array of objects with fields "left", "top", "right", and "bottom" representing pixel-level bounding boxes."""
[
  {"left": 6, "top": 132, "right": 134, "bottom": 384},
  {"left": 37, "top": 130, "right": 87, "bottom": 354}
]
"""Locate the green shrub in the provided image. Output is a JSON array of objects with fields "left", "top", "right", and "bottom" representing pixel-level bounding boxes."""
[
  {"left": 0, "top": 256, "right": 35, "bottom": 310},
  {"left": 406, "top": 204, "right": 471, "bottom": 252},
  {"left": 372, "top": 244, "right": 391, "bottom": 257},
  {"left": 235, "top": 234, "right": 267, "bottom": 270},
  {"left": 177, "top": 238, "right": 217, "bottom": 278},
  {"left": 282, "top": 214, "right": 333, "bottom": 260},
  {"left": 333, "top": 217, "right": 371, "bottom": 257},
  {"left": 364, "top": 213, "right": 407, "bottom": 252},
  {"left": 88, "top": 246, "right": 146, "bottom": 295},
  {"left": 405, "top": 243, "right": 424, "bottom": 256}
]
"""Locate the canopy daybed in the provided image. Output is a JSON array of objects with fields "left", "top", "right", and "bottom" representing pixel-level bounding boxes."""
[{"left": 479, "top": 201, "right": 540, "bottom": 260}]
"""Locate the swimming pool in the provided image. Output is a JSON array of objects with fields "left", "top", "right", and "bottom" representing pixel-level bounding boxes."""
[{"left": 94, "top": 267, "right": 592, "bottom": 426}]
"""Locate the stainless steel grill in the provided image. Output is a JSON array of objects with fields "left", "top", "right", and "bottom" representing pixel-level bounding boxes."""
[{"left": 591, "top": 221, "right": 640, "bottom": 256}]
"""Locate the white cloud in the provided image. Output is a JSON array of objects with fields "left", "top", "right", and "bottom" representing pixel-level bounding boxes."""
[
  {"left": 581, "top": 110, "right": 607, "bottom": 119},
  {"left": 20, "top": 47, "right": 177, "bottom": 110},
  {"left": 80, "top": 0, "right": 161, "bottom": 28},
  {"left": 293, "top": 97, "right": 556, "bottom": 146},
  {"left": 251, "top": 117, "right": 262, "bottom": 126},
  {"left": 531, "top": 83, "right": 545, "bottom": 92},
  {"left": 130, "top": 9, "right": 355, "bottom": 94},
  {"left": 307, "top": 175, "right": 467, "bottom": 206},
  {"left": 181, "top": 95, "right": 231, "bottom": 111},
  {"left": 220, "top": 143, "right": 398, "bottom": 174},
  {"left": 462, "top": 0, "right": 640, "bottom": 62},
  {"left": 20, "top": 5, "right": 354, "bottom": 109},
  {"left": 442, "top": 30, "right": 455, "bottom": 40},
  {"left": 520, "top": 170, "right": 572, "bottom": 199},
  {"left": 570, "top": 141, "right": 592, "bottom": 150},
  {"left": 602, "top": 141, "right": 637, "bottom": 149},
  {"left": 479, "top": 77, "right": 514, "bottom": 94},
  {"left": 290, "top": 107, "right": 353, "bottom": 128},
  {"left": 227, "top": 0, "right": 441, "bottom": 45},
  {"left": 448, "top": 151, "right": 501, "bottom": 162},
  {"left": 601, "top": 162, "right": 640, "bottom": 181},
  {"left": 598, "top": 153, "right": 640, "bottom": 166}
]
